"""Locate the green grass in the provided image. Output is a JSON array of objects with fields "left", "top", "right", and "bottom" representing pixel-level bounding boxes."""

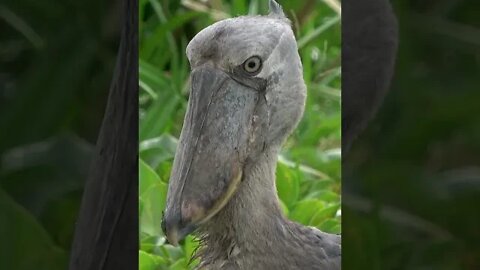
[{"left": 139, "top": 0, "right": 341, "bottom": 269}]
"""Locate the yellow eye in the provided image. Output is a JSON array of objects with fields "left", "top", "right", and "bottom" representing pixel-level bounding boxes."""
[{"left": 243, "top": 56, "right": 262, "bottom": 74}]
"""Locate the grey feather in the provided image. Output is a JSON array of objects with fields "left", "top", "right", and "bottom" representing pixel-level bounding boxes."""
[{"left": 269, "top": 0, "right": 285, "bottom": 17}]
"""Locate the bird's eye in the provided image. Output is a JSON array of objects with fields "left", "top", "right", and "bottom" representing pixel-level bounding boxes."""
[{"left": 243, "top": 56, "right": 262, "bottom": 75}]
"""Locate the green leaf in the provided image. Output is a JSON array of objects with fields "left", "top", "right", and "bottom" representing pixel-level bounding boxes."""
[
  {"left": 310, "top": 203, "right": 340, "bottom": 226},
  {"left": 140, "top": 160, "right": 167, "bottom": 236},
  {"left": 297, "top": 16, "right": 340, "bottom": 49},
  {"left": 139, "top": 250, "right": 157, "bottom": 270},
  {"left": 183, "top": 235, "right": 198, "bottom": 260},
  {"left": 140, "top": 158, "right": 162, "bottom": 196},
  {"left": 140, "top": 93, "right": 182, "bottom": 140},
  {"left": 289, "top": 199, "right": 325, "bottom": 225},
  {"left": 164, "top": 244, "right": 184, "bottom": 258},
  {"left": 306, "top": 190, "right": 340, "bottom": 203},
  {"left": 318, "top": 218, "right": 340, "bottom": 234},
  {"left": 140, "top": 134, "right": 179, "bottom": 170},
  {"left": 0, "top": 189, "right": 67, "bottom": 270},
  {"left": 140, "top": 233, "right": 166, "bottom": 254},
  {"left": 276, "top": 163, "right": 300, "bottom": 208},
  {"left": 170, "top": 258, "right": 188, "bottom": 270},
  {"left": 140, "top": 183, "right": 168, "bottom": 237},
  {"left": 139, "top": 250, "right": 168, "bottom": 270}
]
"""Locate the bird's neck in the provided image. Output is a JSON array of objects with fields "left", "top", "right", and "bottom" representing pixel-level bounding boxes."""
[{"left": 197, "top": 147, "right": 291, "bottom": 259}]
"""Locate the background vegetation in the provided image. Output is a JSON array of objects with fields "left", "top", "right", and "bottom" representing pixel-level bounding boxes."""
[
  {"left": 344, "top": 0, "right": 480, "bottom": 269},
  {"left": 139, "top": 0, "right": 341, "bottom": 269},
  {"left": 0, "top": 1, "right": 118, "bottom": 269}
]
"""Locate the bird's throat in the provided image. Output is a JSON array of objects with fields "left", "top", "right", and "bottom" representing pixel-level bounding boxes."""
[{"left": 195, "top": 147, "right": 289, "bottom": 261}]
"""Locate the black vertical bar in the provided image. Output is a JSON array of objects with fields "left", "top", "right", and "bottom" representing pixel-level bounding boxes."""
[{"left": 69, "top": 0, "right": 138, "bottom": 269}]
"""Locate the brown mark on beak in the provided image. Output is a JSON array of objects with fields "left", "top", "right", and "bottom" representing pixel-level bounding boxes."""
[{"left": 162, "top": 66, "right": 259, "bottom": 245}]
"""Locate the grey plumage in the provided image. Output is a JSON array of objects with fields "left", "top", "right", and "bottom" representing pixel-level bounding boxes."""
[
  {"left": 194, "top": 148, "right": 341, "bottom": 270},
  {"left": 269, "top": 0, "right": 285, "bottom": 17},
  {"left": 162, "top": 1, "right": 341, "bottom": 269}
]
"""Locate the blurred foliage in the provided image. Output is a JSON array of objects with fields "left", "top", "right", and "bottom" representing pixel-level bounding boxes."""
[
  {"left": 344, "top": 0, "right": 480, "bottom": 269},
  {"left": 0, "top": 1, "right": 119, "bottom": 269},
  {"left": 139, "top": 0, "right": 341, "bottom": 269}
]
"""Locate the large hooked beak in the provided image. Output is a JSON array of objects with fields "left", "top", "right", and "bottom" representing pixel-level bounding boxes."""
[{"left": 162, "top": 66, "right": 259, "bottom": 245}]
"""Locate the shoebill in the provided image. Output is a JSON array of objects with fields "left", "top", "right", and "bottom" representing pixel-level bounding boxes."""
[{"left": 162, "top": 1, "right": 341, "bottom": 269}]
